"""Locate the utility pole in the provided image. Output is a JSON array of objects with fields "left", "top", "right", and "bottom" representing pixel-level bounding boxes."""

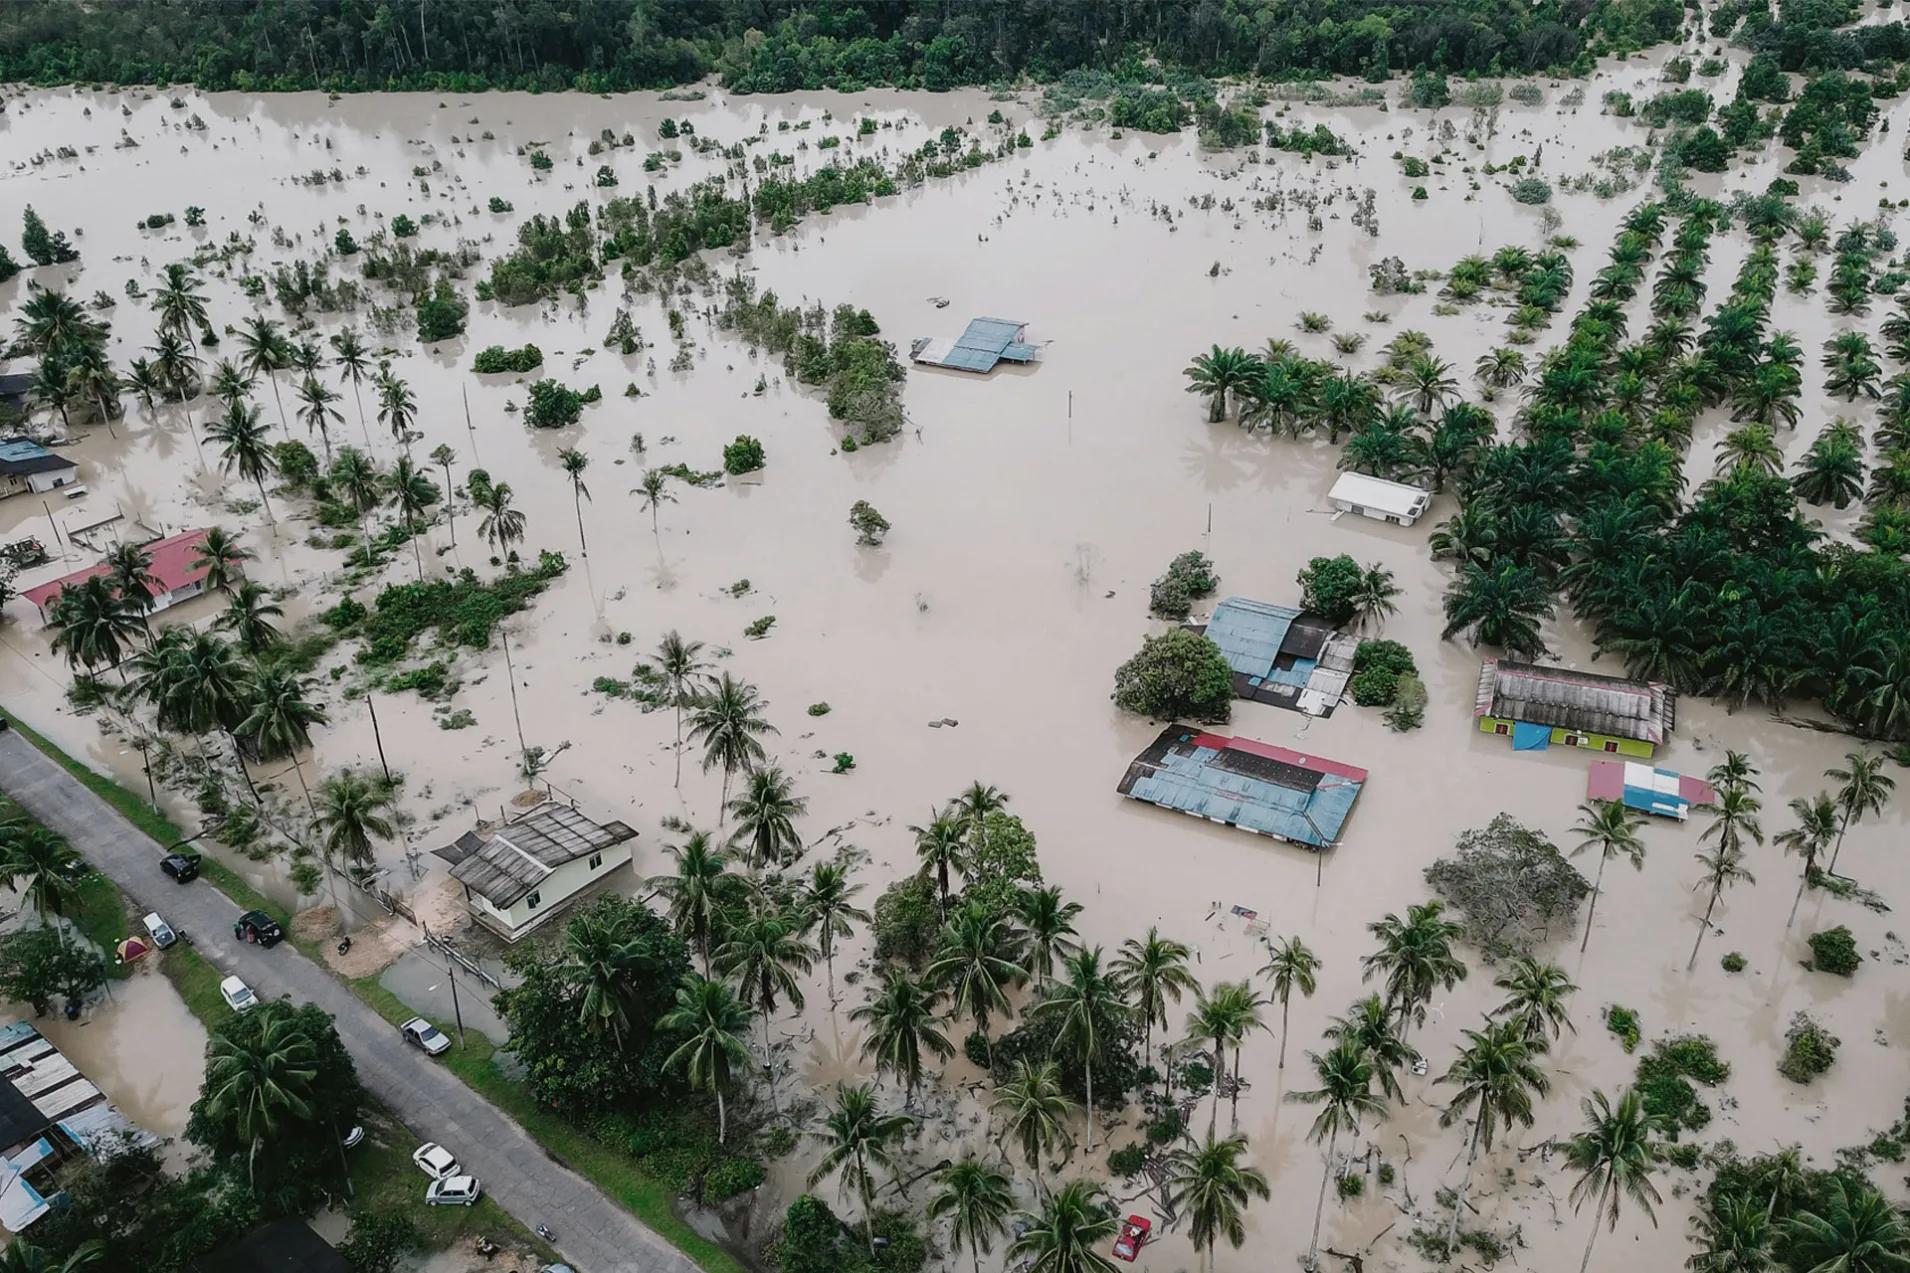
[
  {"left": 365, "top": 691, "right": 391, "bottom": 784},
  {"left": 425, "top": 922, "right": 466, "bottom": 1047},
  {"left": 499, "top": 625, "right": 528, "bottom": 758}
]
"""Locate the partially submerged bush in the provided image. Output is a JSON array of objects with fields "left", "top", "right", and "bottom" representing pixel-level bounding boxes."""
[
  {"left": 1297, "top": 554, "right": 1364, "bottom": 626},
  {"left": 1606, "top": 1005, "right": 1642, "bottom": 1054},
  {"left": 1112, "top": 629, "right": 1233, "bottom": 723},
  {"left": 1635, "top": 1035, "right": 1730, "bottom": 1136},
  {"left": 524, "top": 379, "right": 586, "bottom": 429},
  {"left": 722, "top": 435, "right": 766, "bottom": 476},
  {"left": 1350, "top": 639, "right": 1417, "bottom": 707},
  {"left": 1806, "top": 925, "right": 1861, "bottom": 976},
  {"left": 472, "top": 343, "right": 543, "bottom": 374},
  {"left": 848, "top": 501, "right": 890, "bottom": 545},
  {"left": 1779, "top": 1012, "right": 1840, "bottom": 1083},
  {"left": 1424, "top": 814, "right": 1590, "bottom": 959},
  {"left": 1148, "top": 550, "right": 1219, "bottom": 620},
  {"left": 1510, "top": 177, "right": 1553, "bottom": 205},
  {"left": 1384, "top": 674, "right": 1427, "bottom": 730}
]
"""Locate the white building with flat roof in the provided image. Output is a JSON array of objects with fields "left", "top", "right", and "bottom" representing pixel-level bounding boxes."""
[{"left": 1327, "top": 471, "right": 1433, "bottom": 527}]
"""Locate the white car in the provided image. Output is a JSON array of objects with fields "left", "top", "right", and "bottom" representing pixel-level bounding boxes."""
[
  {"left": 412, "top": 1142, "right": 460, "bottom": 1181},
  {"left": 342, "top": 1126, "right": 365, "bottom": 1149},
  {"left": 219, "top": 975, "right": 257, "bottom": 1012},
  {"left": 425, "top": 1174, "right": 482, "bottom": 1206},
  {"left": 401, "top": 1017, "right": 452, "bottom": 1056}
]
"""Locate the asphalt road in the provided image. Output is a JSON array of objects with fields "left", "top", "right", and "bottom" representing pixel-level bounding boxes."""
[{"left": 0, "top": 727, "right": 696, "bottom": 1273}]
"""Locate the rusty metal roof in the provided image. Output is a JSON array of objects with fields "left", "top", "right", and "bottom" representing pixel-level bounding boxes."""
[{"left": 448, "top": 804, "right": 636, "bottom": 908}]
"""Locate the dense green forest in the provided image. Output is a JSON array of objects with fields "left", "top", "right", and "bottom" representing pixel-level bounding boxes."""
[{"left": 0, "top": 0, "right": 1686, "bottom": 93}]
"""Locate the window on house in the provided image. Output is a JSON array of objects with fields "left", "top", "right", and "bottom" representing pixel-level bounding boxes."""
[
  {"left": 1604, "top": 740, "right": 1620, "bottom": 753},
  {"left": 1494, "top": 722, "right": 1510, "bottom": 736},
  {"left": 525, "top": 890, "right": 541, "bottom": 910},
  {"left": 588, "top": 853, "right": 603, "bottom": 870}
]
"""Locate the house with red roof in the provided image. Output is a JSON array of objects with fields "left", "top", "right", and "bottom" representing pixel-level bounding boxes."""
[{"left": 21, "top": 528, "right": 214, "bottom": 623}]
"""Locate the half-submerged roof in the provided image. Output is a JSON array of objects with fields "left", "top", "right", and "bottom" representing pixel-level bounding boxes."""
[
  {"left": 1474, "top": 658, "right": 1675, "bottom": 745},
  {"left": 1116, "top": 725, "right": 1366, "bottom": 849},
  {"left": 20, "top": 527, "right": 211, "bottom": 612},
  {"left": 1327, "top": 471, "right": 1430, "bottom": 516},
  {"left": 911, "top": 317, "right": 1039, "bottom": 373},
  {"left": 449, "top": 804, "right": 636, "bottom": 908},
  {"left": 0, "top": 438, "right": 77, "bottom": 478},
  {"left": 1202, "top": 597, "right": 1300, "bottom": 679}
]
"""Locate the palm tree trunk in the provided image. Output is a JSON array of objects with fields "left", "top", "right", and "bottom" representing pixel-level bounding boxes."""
[
  {"left": 1581, "top": 852, "right": 1609, "bottom": 952},
  {"left": 859, "top": 1151, "right": 877, "bottom": 1254},
  {"left": 1687, "top": 884, "right": 1722, "bottom": 970},
  {"left": 716, "top": 1084, "right": 727, "bottom": 1145},
  {"left": 269, "top": 374, "right": 288, "bottom": 434},
  {"left": 1577, "top": 1187, "right": 1608, "bottom": 1273},
  {"left": 761, "top": 1011, "right": 780, "bottom": 1115},
  {"left": 255, "top": 478, "right": 276, "bottom": 525},
  {"left": 1084, "top": 1061, "right": 1096, "bottom": 1153},
  {"left": 1309, "top": 1126, "right": 1338, "bottom": 1267},
  {"left": 1447, "top": 1116, "right": 1482, "bottom": 1249},
  {"left": 1279, "top": 996, "right": 1292, "bottom": 1069},
  {"left": 226, "top": 729, "right": 262, "bottom": 806},
  {"left": 673, "top": 701, "right": 685, "bottom": 788},
  {"left": 1230, "top": 1042, "right": 1243, "bottom": 1132},
  {"left": 572, "top": 487, "right": 587, "bottom": 557},
  {"left": 1826, "top": 815, "right": 1850, "bottom": 876},
  {"left": 1210, "top": 1041, "right": 1223, "bottom": 1138},
  {"left": 351, "top": 381, "right": 369, "bottom": 445},
  {"left": 1788, "top": 865, "right": 1811, "bottom": 928}
]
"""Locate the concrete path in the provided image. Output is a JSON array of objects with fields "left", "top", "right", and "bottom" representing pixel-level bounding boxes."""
[{"left": 0, "top": 728, "right": 695, "bottom": 1273}]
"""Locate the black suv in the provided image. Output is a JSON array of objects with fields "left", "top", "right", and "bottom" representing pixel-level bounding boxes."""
[
  {"left": 160, "top": 851, "right": 201, "bottom": 883},
  {"left": 234, "top": 910, "right": 283, "bottom": 947}
]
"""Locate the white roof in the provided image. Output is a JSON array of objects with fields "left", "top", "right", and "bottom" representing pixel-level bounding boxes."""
[{"left": 1328, "top": 471, "right": 1431, "bottom": 515}]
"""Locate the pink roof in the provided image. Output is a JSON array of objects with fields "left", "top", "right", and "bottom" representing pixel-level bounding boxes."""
[
  {"left": 23, "top": 528, "right": 213, "bottom": 612},
  {"left": 1189, "top": 731, "right": 1370, "bottom": 783}
]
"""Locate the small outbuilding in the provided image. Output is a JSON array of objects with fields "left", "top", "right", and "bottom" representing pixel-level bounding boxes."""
[
  {"left": 910, "top": 317, "right": 1040, "bottom": 373},
  {"left": 20, "top": 527, "right": 213, "bottom": 623},
  {"left": 0, "top": 438, "right": 78, "bottom": 499},
  {"left": 1327, "top": 471, "right": 1431, "bottom": 527},
  {"left": 1190, "top": 596, "right": 1358, "bottom": 716},
  {"left": 1117, "top": 724, "right": 1367, "bottom": 849},
  {"left": 1588, "top": 760, "right": 1716, "bottom": 821},
  {"left": 1474, "top": 658, "right": 1676, "bottom": 758},
  {"left": 447, "top": 801, "right": 637, "bottom": 941}
]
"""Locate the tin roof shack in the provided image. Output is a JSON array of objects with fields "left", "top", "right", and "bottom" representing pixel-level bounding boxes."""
[
  {"left": 0, "top": 438, "right": 78, "bottom": 500},
  {"left": 446, "top": 802, "right": 636, "bottom": 941},
  {"left": 1189, "top": 597, "right": 1359, "bottom": 716},
  {"left": 0, "top": 1021, "right": 158, "bottom": 1233},
  {"left": 910, "top": 317, "right": 1040, "bottom": 373},
  {"left": 1588, "top": 760, "right": 1716, "bottom": 821},
  {"left": 1117, "top": 725, "right": 1367, "bottom": 849},
  {"left": 1326, "top": 472, "right": 1432, "bottom": 527},
  {"left": 20, "top": 527, "right": 212, "bottom": 623},
  {"left": 1474, "top": 658, "right": 1676, "bottom": 758}
]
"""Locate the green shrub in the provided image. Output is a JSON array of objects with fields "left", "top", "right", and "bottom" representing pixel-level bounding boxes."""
[
  {"left": 1350, "top": 666, "right": 1400, "bottom": 706},
  {"left": 1401, "top": 155, "right": 1430, "bottom": 178},
  {"left": 1337, "top": 1173, "right": 1365, "bottom": 1198},
  {"left": 487, "top": 196, "right": 513, "bottom": 213},
  {"left": 1298, "top": 554, "right": 1363, "bottom": 625},
  {"left": 1146, "top": 1110, "right": 1182, "bottom": 1144},
  {"left": 1107, "top": 1144, "right": 1147, "bottom": 1177},
  {"left": 723, "top": 435, "right": 766, "bottom": 475},
  {"left": 1385, "top": 675, "right": 1428, "bottom": 730},
  {"left": 702, "top": 1155, "right": 766, "bottom": 1202},
  {"left": 1351, "top": 640, "right": 1417, "bottom": 707},
  {"left": 1148, "top": 550, "right": 1219, "bottom": 620},
  {"left": 1510, "top": 177, "right": 1552, "bottom": 205},
  {"left": 1721, "top": 951, "right": 1746, "bottom": 973},
  {"left": 1112, "top": 629, "right": 1233, "bottom": 723},
  {"left": 1606, "top": 1004, "right": 1642, "bottom": 1053},
  {"left": 1779, "top": 1012, "right": 1840, "bottom": 1083},
  {"left": 524, "top": 379, "right": 585, "bottom": 428},
  {"left": 849, "top": 501, "right": 890, "bottom": 545},
  {"left": 806, "top": 702, "right": 831, "bottom": 716},
  {"left": 323, "top": 595, "right": 367, "bottom": 630},
  {"left": 871, "top": 876, "right": 938, "bottom": 967},
  {"left": 1807, "top": 925, "right": 1861, "bottom": 976},
  {"left": 1635, "top": 1034, "right": 1729, "bottom": 1135},
  {"left": 471, "top": 343, "right": 543, "bottom": 374},
  {"left": 337, "top": 1208, "right": 425, "bottom": 1273},
  {"left": 414, "top": 279, "right": 467, "bottom": 342}
]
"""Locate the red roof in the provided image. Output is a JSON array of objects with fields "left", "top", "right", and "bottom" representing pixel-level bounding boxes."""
[
  {"left": 23, "top": 528, "right": 213, "bottom": 612},
  {"left": 1189, "top": 731, "right": 1370, "bottom": 782}
]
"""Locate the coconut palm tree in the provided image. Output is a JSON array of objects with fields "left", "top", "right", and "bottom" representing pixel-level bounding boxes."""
[
  {"left": 151, "top": 262, "right": 210, "bottom": 342},
  {"left": 717, "top": 904, "right": 815, "bottom": 1113},
  {"left": 1182, "top": 982, "right": 1244, "bottom": 1136},
  {"left": 375, "top": 368, "right": 416, "bottom": 449},
  {"left": 1400, "top": 354, "right": 1459, "bottom": 414},
  {"left": 428, "top": 443, "right": 458, "bottom": 543},
  {"left": 637, "top": 467, "right": 676, "bottom": 544},
  {"left": 1438, "top": 1019, "right": 1550, "bottom": 1247},
  {"left": 688, "top": 674, "right": 778, "bottom": 821},
  {"left": 1324, "top": 993, "right": 1418, "bottom": 1105},
  {"left": 852, "top": 968, "right": 952, "bottom": 1109},
  {"left": 1362, "top": 899, "right": 1467, "bottom": 1038},
  {"left": 1169, "top": 1133, "right": 1270, "bottom": 1273},
  {"left": 209, "top": 401, "right": 279, "bottom": 520},
  {"left": 1686, "top": 1194, "right": 1775, "bottom": 1273},
  {"left": 929, "top": 1158, "right": 1016, "bottom": 1273},
  {"left": 1112, "top": 927, "right": 1196, "bottom": 1081},
  {"left": 310, "top": 769, "right": 396, "bottom": 872},
  {"left": 1009, "top": 1179, "right": 1120, "bottom": 1273},
  {"left": 727, "top": 765, "right": 806, "bottom": 871},
  {"left": 202, "top": 1004, "right": 319, "bottom": 1187},
  {"left": 328, "top": 446, "right": 382, "bottom": 544},
  {"left": 48, "top": 576, "right": 141, "bottom": 680},
  {"left": 329, "top": 327, "right": 373, "bottom": 443},
  {"left": 808, "top": 1084, "right": 913, "bottom": 1253},
  {"left": 910, "top": 806, "right": 968, "bottom": 918},
  {"left": 1825, "top": 750, "right": 1894, "bottom": 876},
  {"left": 0, "top": 822, "right": 83, "bottom": 940},
  {"left": 659, "top": 974, "right": 753, "bottom": 1144},
  {"left": 1781, "top": 1178, "right": 1909, "bottom": 1273},
  {"left": 1034, "top": 947, "right": 1126, "bottom": 1153},
  {"left": 1290, "top": 1038, "right": 1388, "bottom": 1269},
  {"left": 216, "top": 580, "right": 284, "bottom": 655},
  {"left": 102, "top": 541, "right": 158, "bottom": 641},
  {"left": 799, "top": 859, "right": 869, "bottom": 1009},
  {"left": 1442, "top": 559, "right": 1554, "bottom": 659},
  {"left": 1475, "top": 347, "right": 1528, "bottom": 391},
  {"left": 14, "top": 287, "right": 97, "bottom": 356},
  {"left": 557, "top": 446, "right": 591, "bottom": 556},
  {"left": 1261, "top": 935, "right": 1320, "bottom": 1069},
  {"left": 1715, "top": 424, "right": 1785, "bottom": 478},
  {"left": 1350, "top": 563, "right": 1401, "bottom": 634},
  {"left": 208, "top": 359, "right": 257, "bottom": 410},
  {"left": 239, "top": 668, "right": 328, "bottom": 816},
  {"left": 385, "top": 455, "right": 441, "bottom": 579},
  {"left": 1571, "top": 798, "right": 1647, "bottom": 952},
  {"left": 1707, "top": 751, "right": 1760, "bottom": 797},
  {"left": 1793, "top": 420, "right": 1866, "bottom": 508},
  {"left": 1776, "top": 792, "right": 1839, "bottom": 927},
  {"left": 928, "top": 900, "right": 1027, "bottom": 1063},
  {"left": 474, "top": 479, "right": 526, "bottom": 555},
  {"left": 1013, "top": 885, "right": 1081, "bottom": 990},
  {"left": 1213, "top": 981, "right": 1269, "bottom": 1131},
  {"left": 237, "top": 316, "right": 292, "bottom": 432},
  {"left": 1491, "top": 957, "right": 1577, "bottom": 1042},
  {"left": 1184, "top": 345, "right": 1260, "bottom": 423},
  {"left": 954, "top": 780, "right": 1009, "bottom": 854},
  {"left": 991, "top": 1060, "right": 1074, "bottom": 1189},
  {"left": 192, "top": 526, "right": 255, "bottom": 594},
  {"left": 563, "top": 905, "right": 648, "bottom": 1045},
  {"left": 648, "top": 632, "right": 711, "bottom": 788},
  {"left": 1565, "top": 1087, "right": 1664, "bottom": 1273},
  {"left": 649, "top": 831, "right": 731, "bottom": 974},
  {"left": 1691, "top": 788, "right": 1762, "bottom": 968},
  {"left": 295, "top": 376, "right": 342, "bottom": 461}
]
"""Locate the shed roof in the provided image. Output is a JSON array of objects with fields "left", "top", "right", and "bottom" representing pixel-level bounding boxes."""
[
  {"left": 449, "top": 804, "right": 636, "bottom": 908},
  {"left": 911, "top": 317, "right": 1037, "bottom": 373},
  {"left": 21, "top": 527, "right": 212, "bottom": 612},
  {"left": 1474, "top": 658, "right": 1674, "bottom": 744},
  {"left": 1116, "top": 725, "right": 1366, "bottom": 849},
  {"left": 1202, "top": 597, "right": 1299, "bottom": 679},
  {"left": 0, "top": 438, "right": 77, "bottom": 478},
  {"left": 1327, "top": 471, "right": 1431, "bottom": 516}
]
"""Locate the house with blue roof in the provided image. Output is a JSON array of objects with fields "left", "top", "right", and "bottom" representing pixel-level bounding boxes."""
[
  {"left": 1117, "top": 725, "right": 1367, "bottom": 850},
  {"left": 0, "top": 437, "right": 78, "bottom": 500},
  {"left": 1190, "top": 596, "right": 1359, "bottom": 716},
  {"left": 910, "top": 317, "right": 1040, "bottom": 373}
]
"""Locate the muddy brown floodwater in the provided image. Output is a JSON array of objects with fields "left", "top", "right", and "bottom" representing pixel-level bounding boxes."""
[{"left": 3, "top": 43, "right": 1907, "bottom": 1273}]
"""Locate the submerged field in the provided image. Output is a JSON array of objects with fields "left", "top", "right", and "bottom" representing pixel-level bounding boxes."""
[{"left": 2, "top": 46, "right": 1908, "bottom": 1273}]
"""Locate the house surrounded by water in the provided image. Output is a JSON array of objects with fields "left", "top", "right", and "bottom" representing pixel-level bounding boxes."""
[
  {"left": 1189, "top": 596, "right": 1358, "bottom": 716},
  {"left": 1116, "top": 725, "right": 1367, "bottom": 849},
  {"left": 20, "top": 527, "right": 213, "bottom": 623},
  {"left": 1474, "top": 657, "right": 1676, "bottom": 758},
  {"left": 440, "top": 801, "right": 637, "bottom": 941},
  {"left": 910, "top": 317, "right": 1039, "bottom": 373},
  {"left": 0, "top": 438, "right": 78, "bottom": 500}
]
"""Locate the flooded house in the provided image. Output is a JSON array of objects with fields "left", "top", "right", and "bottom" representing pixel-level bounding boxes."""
[
  {"left": 20, "top": 526, "right": 212, "bottom": 623},
  {"left": 1189, "top": 596, "right": 1359, "bottom": 716},
  {"left": 1326, "top": 471, "right": 1432, "bottom": 527},
  {"left": 909, "top": 316, "right": 1040, "bottom": 373},
  {"left": 1474, "top": 657, "right": 1676, "bottom": 758},
  {"left": 439, "top": 800, "right": 638, "bottom": 941},
  {"left": 1587, "top": 760, "right": 1718, "bottom": 821},
  {"left": 0, "top": 438, "right": 79, "bottom": 500},
  {"left": 1116, "top": 724, "right": 1367, "bottom": 849}
]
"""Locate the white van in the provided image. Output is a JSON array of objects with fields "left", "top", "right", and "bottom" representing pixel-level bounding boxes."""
[{"left": 141, "top": 912, "right": 177, "bottom": 948}]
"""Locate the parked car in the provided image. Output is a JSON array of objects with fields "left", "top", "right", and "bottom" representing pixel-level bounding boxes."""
[
  {"left": 141, "top": 912, "right": 178, "bottom": 949},
  {"left": 425, "top": 1175, "right": 481, "bottom": 1207},
  {"left": 401, "top": 1017, "right": 452, "bottom": 1056},
  {"left": 342, "top": 1126, "right": 365, "bottom": 1149},
  {"left": 412, "top": 1142, "right": 460, "bottom": 1181},
  {"left": 160, "top": 851, "right": 201, "bottom": 883},
  {"left": 233, "top": 910, "right": 283, "bottom": 947},
  {"left": 219, "top": 976, "right": 257, "bottom": 1012},
  {"left": 1112, "top": 1216, "right": 1151, "bottom": 1263}
]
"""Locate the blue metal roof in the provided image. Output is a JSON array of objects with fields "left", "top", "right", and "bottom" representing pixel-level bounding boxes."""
[
  {"left": 1118, "top": 728, "right": 1366, "bottom": 849},
  {"left": 915, "top": 318, "right": 1035, "bottom": 373},
  {"left": 0, "top": 438, "right": 53, "bottom": 463},
  {"left": 1203, "top": 597, "right": 1298, "bottom": 680}
]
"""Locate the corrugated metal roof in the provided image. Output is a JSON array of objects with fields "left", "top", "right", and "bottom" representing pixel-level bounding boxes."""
[
  {"left": 449, "top": 804, "right": 636, "bottom": 908},
  {"left": 1328, "top": 471, "right": 1430, "bottom": 517},
  {"left": 1203, "top": 597, "right": 1298, "bottom": 679},
  {"left": 1116, "top": 726, "right": 1366, "bottom": 849},
  {"left": 21, "top": 527, "right": 212, "bottom": 612},
  {"left": 1475, "top": 658, "right": 1674, "bottom": 744},
  {"left": 912, "top": 317, "right": 1037, "bottom": 373}
]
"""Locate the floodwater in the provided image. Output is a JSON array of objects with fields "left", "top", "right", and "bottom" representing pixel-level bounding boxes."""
[
  {"left": 3, "top": 42, "right": 1908, "bottom": 1273},
  {"left": 33, "top": 959, "right": 207, "bottom": 1140}
]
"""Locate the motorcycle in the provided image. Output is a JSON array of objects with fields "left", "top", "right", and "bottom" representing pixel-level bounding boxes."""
[
  {"left": 535, "top": 1224, "right": 557, "bottom": 1244},
  {"left": 337, "top": 935, "right": 353, "bottom": 956}
]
